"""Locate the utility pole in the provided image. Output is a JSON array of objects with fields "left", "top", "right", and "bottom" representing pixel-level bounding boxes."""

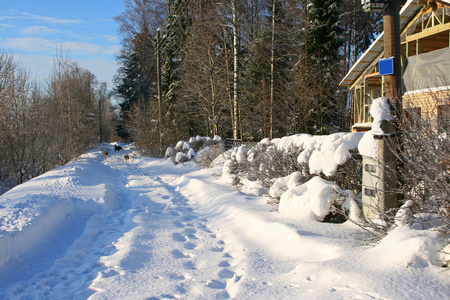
[
  {"left": 361, "top": 0, "right": 403, "bottom": 222},
  {"left": 383, "top": 0, "right": 403, "bottom": 128},
  {"left": 99, "top": 97, "right": 103, "bottom": 144},
  {"left": 156, "top": 29, "right": 163, "bottom": 154}
]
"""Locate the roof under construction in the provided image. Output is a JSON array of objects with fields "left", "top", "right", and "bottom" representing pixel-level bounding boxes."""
[{"left": 339, "top": 0, "right": 425, "bottom": 87}]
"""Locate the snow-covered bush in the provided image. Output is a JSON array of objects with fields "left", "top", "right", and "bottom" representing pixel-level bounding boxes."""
[
  {"left": 165, "top": 135, "right": 223, "bottom": 165},
  {"left": 223, "top": 133, "right": 363, "bottom": 192},
  {"left": 223, "top": 142, "right": 305, "bottom": 190},
  {"left": 218, "top": 132, "right": 364, "bottom": 222},
  {"left": 278, "top": 176, "right": 361, "bottom": 222},
  {"left": 196, "top": 144, "right": 226, "bottom": 168}
]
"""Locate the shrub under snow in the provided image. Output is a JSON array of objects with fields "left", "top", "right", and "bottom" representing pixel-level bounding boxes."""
[
  {"left": 278, "top": 176, "right": 361, "bottom": 222},
  {"left": 217, "top": 132, "right": 364, "bottom": 222},
  {"left": 165, "top": 135, "right": 223, "bottom": 165}
]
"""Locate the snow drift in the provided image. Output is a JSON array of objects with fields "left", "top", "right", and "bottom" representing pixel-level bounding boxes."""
[{"left": 0, "top": 140, "right": 448, "bottom": 299}]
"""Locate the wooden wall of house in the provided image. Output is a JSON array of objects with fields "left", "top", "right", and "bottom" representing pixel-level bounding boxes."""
[{"left": 403, "top": 89, "right": 450, "bottom": 130}]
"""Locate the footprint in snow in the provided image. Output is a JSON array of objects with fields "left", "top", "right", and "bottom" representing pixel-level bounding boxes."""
[
  {"left": 183, "top": 242, "right": 196, "bottom": 250},
  {"left": 218, "top": 269, "right": 235, "bottom": 279},
  {"left": 172, "top": 233, "right": 187, "bottom": 242},
  {"left": 215, "top": 290, "right": 231, "bottom": 299},
  {"left": 219, "top": 261, "right": 230, "bottom": 267},
  {"left": 182, "top": 216, "right": 194, "bottom": 222},
  {"left": 173, "top": 221, "right": 185, "bottom": 228},
  {"left": 183, "top": 261, "right": 196, "bottom": 270},
  {"left": 171, "top": 249, "right": 189, "bottom": 259},
  {"left": 198, "top": 224, "right": 213, "bottom": 233},
  {"left": 207, "top": 279, "right": 227, "bottom": 289},
  {"left": 182, "top": 228, "right": 197, "bottom": 238},
  {"left": 210, "top": 246, "right": 224, "bottom": 252}
]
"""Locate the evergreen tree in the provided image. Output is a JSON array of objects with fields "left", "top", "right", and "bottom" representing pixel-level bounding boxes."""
[
  {"left": 303, "top": 0, "right": 344, "bottom": 133},
  {"left": 159, "top": 0, "right": 190, "bottom": 144},
  {"left": 114, "top": 0, "right": 164, "bottom": 141}
]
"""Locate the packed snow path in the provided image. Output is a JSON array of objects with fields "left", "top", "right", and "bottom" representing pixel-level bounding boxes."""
[{"left": 0, "top": 145, "right": 448, "bottom": 299}]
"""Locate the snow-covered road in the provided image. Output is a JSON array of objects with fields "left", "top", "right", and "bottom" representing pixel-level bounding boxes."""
[{"left": 0, "top": 144, "right": 448, "bottom": 299}]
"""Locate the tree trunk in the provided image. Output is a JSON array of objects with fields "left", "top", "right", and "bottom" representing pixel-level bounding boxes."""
[
  {"left": 232, "top": 0, "right": 239, "bottom": 140},
  {"left": 269, "top": 0, "right": 276, "bottom": 139}
]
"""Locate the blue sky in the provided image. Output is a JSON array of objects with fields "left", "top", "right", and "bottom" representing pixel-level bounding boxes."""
[{"left": 0, "top": 0, "right": 125, "bottom": 89}]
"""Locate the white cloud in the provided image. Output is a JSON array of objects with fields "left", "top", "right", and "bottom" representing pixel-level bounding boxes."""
[
  {"left": 5, "top": 37, "right": 55, "bottom": 52},
  {"left": 0, "top": 15, "right": 15, "bottom": 21},
  {"left": 68, "top": 41, "right": 120, "bottom": 56},
  {"left": 22, "top": 13, "right": 82, "bottom": 25},
  {"left": 4, "top": 37, "right": 120, "bottom": 57},
  {"left": 104, "top": 35, "right": 119, "bottom": 42},
  {"left": 20, "top": 26, "right": 71, "bottom": 35}
]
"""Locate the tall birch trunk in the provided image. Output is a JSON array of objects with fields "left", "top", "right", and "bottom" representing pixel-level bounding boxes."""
[
  {"left": 232, "top": 0, "right": 239, "bottom": 140},
  {"left": 269, "top": 0, "right": 276, "bottom": 139}
]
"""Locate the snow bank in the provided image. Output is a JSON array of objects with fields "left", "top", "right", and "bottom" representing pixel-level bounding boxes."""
[
  {"left": 0, "top": 194, "right": 74, "bottom": 266},
  {"left": 0, "top": 148, "right": 122, "bottom": 267},
  {"left": 368, "top": 225, "right": 447, "bottom": 268},
  {"left": 174, "top": 173, "right": 343, "bottom": 261},
  {"left": 308, "top": 133, "right": 362, "bottom": 176}
]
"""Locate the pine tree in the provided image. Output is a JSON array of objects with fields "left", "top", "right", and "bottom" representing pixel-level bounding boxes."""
[
  {"left": 114, "top": 0, "right": 163, "bottom": 141},
  {"left": 158, "top": 0, "right": 190, "bottom": 143},
  {"left": 303, "top": 0, "right": 344, "bottom": 133}
]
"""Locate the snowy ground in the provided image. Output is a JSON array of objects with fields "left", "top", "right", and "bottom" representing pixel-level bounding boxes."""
[{"left": 0, "top": 144, "right": 448, "bottom": 299}]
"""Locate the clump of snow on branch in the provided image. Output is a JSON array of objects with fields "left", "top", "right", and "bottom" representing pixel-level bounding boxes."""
[{"left": 269, "top": 172, "right": 303, "bottom": 199}]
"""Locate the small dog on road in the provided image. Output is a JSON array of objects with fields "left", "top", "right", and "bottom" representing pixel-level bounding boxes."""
[
  {"left": 103, "top": 150, "right": 108, "bottom": 159},
  {"left": 124, "top": 154, "right": 130, "bottom": 162},
  {"left": 114, "top": 144, "right": 123, "bottom": 152}
]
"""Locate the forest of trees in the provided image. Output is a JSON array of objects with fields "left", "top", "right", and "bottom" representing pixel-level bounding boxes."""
[
  {"left": 0, "top": 0, "right": 382, "bottom": 190},
  {"left": 0, "top": 50, "right": 115, "bottom": 189},
  {"left": 113, "top": 0, "right": 382, "bottom": 156}
]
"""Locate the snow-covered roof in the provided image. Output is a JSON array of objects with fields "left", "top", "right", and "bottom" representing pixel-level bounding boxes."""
[{"left": 339, "top": 0, "right": 424, "bottom": 87}]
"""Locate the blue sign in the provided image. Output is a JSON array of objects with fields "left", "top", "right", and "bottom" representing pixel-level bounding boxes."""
[{"left": 379, "top": 58, "right": 394, "bottom": 75}]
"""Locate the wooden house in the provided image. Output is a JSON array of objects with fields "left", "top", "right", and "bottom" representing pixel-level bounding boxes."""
[{"left": 340, "top": 0, "right": 450, "bottom": 132}]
